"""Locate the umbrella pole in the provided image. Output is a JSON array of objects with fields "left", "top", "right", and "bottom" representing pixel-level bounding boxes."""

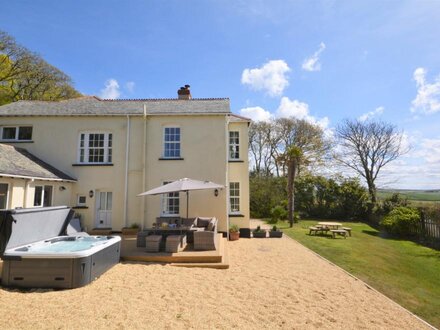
[{"left": 186, "top": 190, "right": 189, "bottom": 219}]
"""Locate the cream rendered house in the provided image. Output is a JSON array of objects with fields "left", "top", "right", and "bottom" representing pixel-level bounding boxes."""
[{"left": 0, "top": 86, "right": 250, "bottom": 233}]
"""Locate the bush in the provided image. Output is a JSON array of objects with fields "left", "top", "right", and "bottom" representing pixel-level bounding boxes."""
[
  {"left": 380, "top": 206, "right": 421, "bottom": 236},
  {"left": 269, "top": 205, "right": 287, "bottom": 224},
  {"left": 379, "top": 193, "right": 408, "bottom": 215},
  {"left": 249, "top": 176, "right": 287, "bottom": 218}
]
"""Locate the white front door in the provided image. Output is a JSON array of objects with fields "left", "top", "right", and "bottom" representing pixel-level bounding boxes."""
[{"left": 96, "top": 191, "right": 112, "bottom": 228}]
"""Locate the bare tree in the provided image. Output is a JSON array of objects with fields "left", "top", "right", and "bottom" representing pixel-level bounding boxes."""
[{"left": 335, "top": 119, "right": 406, "bottom": 210}]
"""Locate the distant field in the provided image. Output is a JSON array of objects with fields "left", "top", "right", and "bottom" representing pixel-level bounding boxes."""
[{"left": 378, "top": 189, "right": 440, "bottom": 202}]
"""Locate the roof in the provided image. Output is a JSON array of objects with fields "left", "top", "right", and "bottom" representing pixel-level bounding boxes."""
[
  {"left": 0, "top": 96, "right": 231, "bottom": 117},
  {"left": 0, "top": 144, "right": 76, "bottom": 182},
  {"left": 229, "top": 113, "right": 252, "bottom": 122}
]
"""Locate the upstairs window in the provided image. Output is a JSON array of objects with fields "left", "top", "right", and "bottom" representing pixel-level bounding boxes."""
[
  {"left": 229, "top": 131, "right": 239, "bottom": 159},
  {"left": 78, "top": 133, "right": 113, "bottom": 164},
  {"left": 163, "top": 127, "right": 181, "bottom": 158},
  {"left": 0, "top": 126, "right": 33, "bottom": 141}
]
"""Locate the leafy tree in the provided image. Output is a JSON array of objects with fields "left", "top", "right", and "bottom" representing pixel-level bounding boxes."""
[
  {"left": 335, "top": 119, "right": 406, "bottom": 214},
  {"left": 0, "top": 30, "right": 80, "bottom": 105}
]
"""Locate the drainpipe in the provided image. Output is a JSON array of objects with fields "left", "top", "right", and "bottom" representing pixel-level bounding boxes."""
[
  {"left": 142, "top": 104, "right": 147, "bottom": 230},
  {"left": 225, "top": 115, "right": 230, "bottom": 239},
  {"left": 123, "top": 115, "right": 131, "bottom": 228}
]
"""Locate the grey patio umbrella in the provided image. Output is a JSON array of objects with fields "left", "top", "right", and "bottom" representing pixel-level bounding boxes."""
[{"left": 138, "top": 178, "right": 224, "bottom": 219}]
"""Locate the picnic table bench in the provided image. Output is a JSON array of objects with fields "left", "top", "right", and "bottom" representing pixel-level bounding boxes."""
[
  {"left": 330, "top": 229, "right": 348, "bottom": 239},
  {"left": 309, "top": 226, "right": 330, "bottom": 236}
]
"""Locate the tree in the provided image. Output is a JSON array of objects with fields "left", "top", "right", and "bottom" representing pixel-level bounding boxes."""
[
  {"left": 277, "top": 119, "right": 328, "bottom": 227},
  {"left": 335, "top": 119, "right": 406, "bottom": 213},
  {"left": 249, "top": 121, "right": 278, "bottom": 176},
  {"left": 0, "top": 30, "right": 80, "bottom": 105}
]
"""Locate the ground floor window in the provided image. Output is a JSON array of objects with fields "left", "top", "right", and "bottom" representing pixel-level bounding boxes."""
[
  {"left": 229, "top": 182, "right": 240, "bottom": 213},
  {"left": 161, "top": 181, "right": 179, "bottom": 216},
  {"left": 0, "top": 183, "right": 8, "bottom": 209},
  {"left": 33, "top": 185, "right": 53, "bottom": 207}
]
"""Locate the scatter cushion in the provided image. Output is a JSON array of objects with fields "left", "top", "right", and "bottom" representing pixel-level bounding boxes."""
[
  {"left": 196, "top": 217, "right": 212, "bottom": 228},
  {"left": 207, "top": 220, "right": 215, "bottom": 231}
]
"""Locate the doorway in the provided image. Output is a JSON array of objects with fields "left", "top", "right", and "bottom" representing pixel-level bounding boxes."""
[{"left": 95, "top": 191, "right": 112, "bottom": 228}]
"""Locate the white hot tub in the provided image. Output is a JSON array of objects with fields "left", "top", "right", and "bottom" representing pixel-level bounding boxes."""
[{"left": 0, "top": 206, "right": 121, "bottom": 289}]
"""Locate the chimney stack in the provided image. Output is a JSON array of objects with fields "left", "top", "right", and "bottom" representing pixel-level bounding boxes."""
[{"left": 177, "top": 84, "right": 191, "bottom": 100}]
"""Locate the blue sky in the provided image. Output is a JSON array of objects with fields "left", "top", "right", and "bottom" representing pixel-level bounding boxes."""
[{"left": 1, "top": 0, "right": 440, "bottom": 189}]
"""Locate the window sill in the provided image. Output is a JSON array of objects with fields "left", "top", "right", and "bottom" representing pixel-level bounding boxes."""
[
  {"left": 72, "top": 206, "right": 88, "bottom": 209},
  {"left": 228, "top": 159, "right": 244, "bottom": 163},
  {"left": 229, "top": 213, "right": 245, "bottom": 217},
  {"left": 72, "top": 163, "right": 114, "bottom": 166},
  {"left": 0, "top": 140, "right": 34, "bottom": 143},
  {"left": 158, "top": 157, "right": 184, "bottom": 161}
]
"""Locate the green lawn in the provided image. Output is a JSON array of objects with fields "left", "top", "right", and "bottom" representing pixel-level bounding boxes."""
[{"left": 272, "top": 220, "right": 440, "bottom": 328}]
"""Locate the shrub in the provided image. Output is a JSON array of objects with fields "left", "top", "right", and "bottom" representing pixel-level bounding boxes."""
[
  {"left": 380, "top": 206, "right": 421, "bottom": 236},
  {"left": 269, "top": 205, "right": 287, "bottom": 224},
  {"left": 379, "top": 193, "right": 408, "bottom": 215}
]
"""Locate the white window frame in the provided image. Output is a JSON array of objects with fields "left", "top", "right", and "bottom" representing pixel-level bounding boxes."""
[
  {"left": 229, "top": 182, "right": 240, "bottom": 214},
  {"left": 0, "top": 126, "right": 33, "bottom": 142},
  {"left": 229, "top": 131, "right": 240, "bottom": 160},
  {"left": 161, "top": 181, "right": 180, "bottom": 216},
  {"left": 162, "top": 127, "right": 181, "bottom": 159},
  {"left": 77, "top": 195, "right": 87, "bottom": 206},
  {"left": 33, "top": 185, "right": 53, "bottom": 207},
  {"left": 77, "top": 132, "right": 113, "bottom": 164},
  {"left": 0, "top": 183, "right": 9, "bottom": 210}
]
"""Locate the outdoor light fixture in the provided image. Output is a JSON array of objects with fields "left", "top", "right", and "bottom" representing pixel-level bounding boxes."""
[
  {"left": 89, "top": 190, "right": 94, "bottom": 198},
  {"left": 214, "top": 189, "right": 219, "bottom": 197},
  {"left": 59, "top": 186, "right": 66, "bottom": 191}
]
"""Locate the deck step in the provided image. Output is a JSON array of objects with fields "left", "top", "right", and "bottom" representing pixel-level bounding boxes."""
[
  {"left": 120, "top": 234, "right": 226, "bottom": 265},
  {"left": 171, "top": 238, "right": 229, "bottom": 269}
]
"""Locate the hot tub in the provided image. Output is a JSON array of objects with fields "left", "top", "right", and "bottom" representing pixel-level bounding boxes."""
[{"left": 0, "top": 206, "right": 121, "bottom": 289}]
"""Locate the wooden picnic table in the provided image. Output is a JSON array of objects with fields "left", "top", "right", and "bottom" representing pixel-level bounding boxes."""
[{"left": 318, "top": 222, "right": 342, "bottom": 229}]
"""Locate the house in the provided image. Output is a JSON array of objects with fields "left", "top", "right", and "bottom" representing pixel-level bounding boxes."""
[{"left": 0, "top": 85, "right": 250, "bottom": 233}]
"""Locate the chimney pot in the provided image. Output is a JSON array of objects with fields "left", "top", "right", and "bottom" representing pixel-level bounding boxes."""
[{"left": 177, "top": 84, "right": 191, "bottom": 100}]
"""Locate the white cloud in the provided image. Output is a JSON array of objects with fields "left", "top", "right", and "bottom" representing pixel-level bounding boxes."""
[
  {"left": 276, "top": 96, "right": 330, "bottom": 130},
  {"left": 239, "top": 106, "right": 273, "bottom": 122},
  {"left": 241, "top": 60, "right": 291, "bottom": 97},
  {"left": 100, "top": 79, "right": 120, "bottom": 99},
  {"left": 302, "top": 42, "right": 326, "bottom": 72},
  {"left": 411, "top": 67, "right": 440, "bottom": 114},
  {"left": 125, "top": 81, "right": 135, "bottom": 93},
  {"left": 358, "top": 106, "right": 385, "bottom": 121},
  {"left": 374, "top": 133, "right": 440, "bottom": 189}
]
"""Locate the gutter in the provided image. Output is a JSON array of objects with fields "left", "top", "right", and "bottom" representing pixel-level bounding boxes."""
[{"left": 0, "top": 173, "right": 77, "bottom": 183}]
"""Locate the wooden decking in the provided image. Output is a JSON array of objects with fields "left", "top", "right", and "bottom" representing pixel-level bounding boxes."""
[{"left": 120, "top": 233, "right": 229, "bottom": 269}]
